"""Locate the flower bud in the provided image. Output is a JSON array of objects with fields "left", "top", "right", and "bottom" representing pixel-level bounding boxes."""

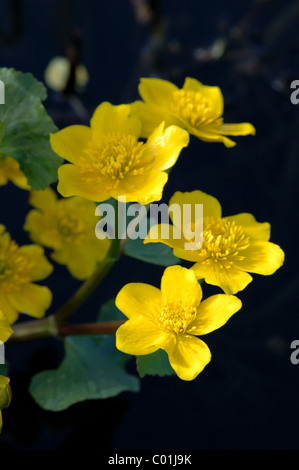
[{"left": 0, "top": 376, "right": 12, "bottom": 410}]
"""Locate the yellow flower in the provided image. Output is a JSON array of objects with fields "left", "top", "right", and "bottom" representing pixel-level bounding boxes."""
[
  {"left": 0, "top": 156, "right": 29, "bottom": 190},
  {"left": 0, "top": 375, "right": 12, "bottom": 433},
  {"left": 116, "top": 265, "right": 242, "bottom": 381},
  {"left": 50, "top": 102, "right": 189, "bottom": 204},
  {"left": 0, "top": 225, "right": 53, "bottom": 324},
  {"left": 145, "top": 190, "right": 285, "bottom": 295},
  {"left": 131, "top": 77, "right": 256, "bottom": 147},
  {"left": 24, "top": 187, "right": 111, "bottom": 280}
]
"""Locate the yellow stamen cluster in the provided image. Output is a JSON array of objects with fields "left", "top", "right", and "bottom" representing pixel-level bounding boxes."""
[
  {"left": 84, "top": 133, "right": 151, "bottom": 184},
  {"left": 0, "top": 242, "right": 32, "bottom": 292},
  {"left": 173, "top": 89, "right": 221, "bottom": 128},
  {"left": 200, "top": 217, "right": 250, "bottom": 268},
  {"left": 157, "top": 301, "right": 197, "bottom": 334}
]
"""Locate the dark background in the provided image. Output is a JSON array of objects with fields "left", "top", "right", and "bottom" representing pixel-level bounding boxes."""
[{"left": 0, "top": 0, "right": 299, "bottom": 450}]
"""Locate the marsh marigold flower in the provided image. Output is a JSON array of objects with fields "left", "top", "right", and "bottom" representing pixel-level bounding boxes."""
[
  {"left": 24, "top": 187, "right": 111, "bottom": 280},
  {"left": 50, "top": 102, "right": 189, "bottom": 204},
  {"left": 116, "top": 266, "right": 242, "bottom": 380},
  {"left": 0, "top": 225, "right": 53, "bottom": 324},
  {"left": 0, "top": 156, "right": 29, "bottom": 189},
  {"left": 131, "top": 77, "right": 255, "bottom": 147},
  {"left": 145, "top": 191, "right": 285, "bottom": 295}
]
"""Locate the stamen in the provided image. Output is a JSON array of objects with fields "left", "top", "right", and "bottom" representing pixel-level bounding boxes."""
[
  {"left": 198, "top": 217, "right": 250, "bottom": 269},
  {"left": 79, "top": 133, "right": 152, "bottom": 185},
  {"left": 157, "top": 301, "right": 197, "bottom": 334},
  {"left": 173, "top": 90, "right": 221, "bottom": 128}
]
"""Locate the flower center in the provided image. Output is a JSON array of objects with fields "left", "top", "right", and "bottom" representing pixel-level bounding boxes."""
[
  {"left": 157, "top": 301, "right": 197, "bottom": 334},
  {"left": 199, "top": 217, "right": 250, "bottom": 267},
  {"left": 173, "top": 90, "right": 221, "bottom": 128},
  {"left": 57, "top": 204, "right": 88, "bottom": 244},
  {"left": 0, "top": 241, "right": 32, "bottom": 292},
  {"left": 82, "top": 133, "right": 152, "bottom": 186}
]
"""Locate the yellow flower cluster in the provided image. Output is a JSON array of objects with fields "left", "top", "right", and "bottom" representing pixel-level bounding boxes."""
[{"left": 0, "top": 76, "right": 284, "bottom": 388}]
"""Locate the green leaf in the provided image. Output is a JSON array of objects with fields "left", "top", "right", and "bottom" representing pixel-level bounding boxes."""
[
  {"left": 124, "top": 212, "right": 180, "bottom": 266},
  {"left": 97, "top": 298, "right": 126, "bottom": 322},
  {"left": 0, "top": 67, "right": 62, "bottom": 189},
  {"left": 124, "top": 238, "right": 179, "bottom": 266},
  {"left": 137, "top": 349, "right": 175, "bottom": 378},
  {"left": 29, "top": 335, "right": 140, "bottom": 411}
]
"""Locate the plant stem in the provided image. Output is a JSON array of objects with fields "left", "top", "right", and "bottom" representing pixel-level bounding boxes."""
[
  {"left": 53, "top": 202, "right": 121, "bottom": 325},
  {"left": 8, "top": 316, "right": 57, "bottom": 344},
  {"left": 53, "top": 246, "right": 119, "bottom": 325},
  {"left": 57, "top": 320, "right": 125, "bottom": 337}
]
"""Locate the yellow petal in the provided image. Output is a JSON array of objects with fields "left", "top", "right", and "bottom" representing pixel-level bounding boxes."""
[
  {"left": 191, "top": 262, "right": 253, "bottom": 295},
  {"left": 116, "top": 283, "right": 162, "bottom": 320},
  {"left": 234, "top": 240, "right": 285, "bottom": 275},
  {"left": 172, "top": 246, "right": 202, "bottom": 262},
  {"left": 217, "top": 122, "right": 256, "bottom": 136},
  {"left": 138, "top": 77, "right": 179, "bottom": 108},
  {"left": 0, "top": 310, "right": 13, "bottom": 343},
  {"left": 57, "top": 164, "right": 112, "bottom": 201},
  {"left": 165, "top": 334, "right": 211, "bottom": 381},
  {"left": 226, "top": 213, "right": 271, "bottom": 241},
  {"left": 190, "top": 127, "right": 238, "bottom": 147},
  {"left": 116, "top": 316, "right": 170, "bottom": 356},
  {"left": 117, "top": 170, "right": 168, "bottom": 204},
  {"left": 183, "top": 77, "right": 224, "bottom": 118},
  {"left": 24, "top": 210, "right": 61, "bottom": 249},
  {"left": 143, "top": 122, "right": 189, "bottom": 171},
  {"left": 144, "top": 223, "right": 186, "bottom": 250},
  {"left": 90, "top": 102, "right": 141, "bottom": 138},
  {"left": 52, "top": 245, "right": 99, "bottom": 280},
  {"left": 7, "top": 283, "right": 52, "bottom": 318},
  {"left": 0, "top": 290, "right": 19, "bottom": 324},
  {"left": 50, "top": 125, "right": 92, "bottom": 164},
  {"left": 130, "top": 100, "right": 165, "bottom": 138},
  {"left": 169, "top": 190, "right": 222, "bottom": 220},
  {"left": 28, "top": 187, "right": 58, "bottom": 213},
  {"left": 161, "top": 265, "right": 202, "bottom": 307},
  {"left": 187, "top": 294, "right": 242, "bottom": 336},
  {"left": 18, "top": 245, "right": 53, "bottom": 281}
]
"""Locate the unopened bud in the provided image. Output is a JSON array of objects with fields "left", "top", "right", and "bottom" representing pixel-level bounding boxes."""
[{"left": 0, "top": 376, "right": 12, "bottom": 410}]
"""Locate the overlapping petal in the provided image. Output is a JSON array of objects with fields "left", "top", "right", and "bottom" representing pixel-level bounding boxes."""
[
  {"left": 116, "top": 315, "right": 170, "bottom": 356},
  {"left": 165, "top": 334, "right": 211, "bottom": 381},
  {"left": 116, "top": 283, "right": 162, "bottom": 320},
  {"left": 160, "top": 265, "right": 202, "bottom": 307}
]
